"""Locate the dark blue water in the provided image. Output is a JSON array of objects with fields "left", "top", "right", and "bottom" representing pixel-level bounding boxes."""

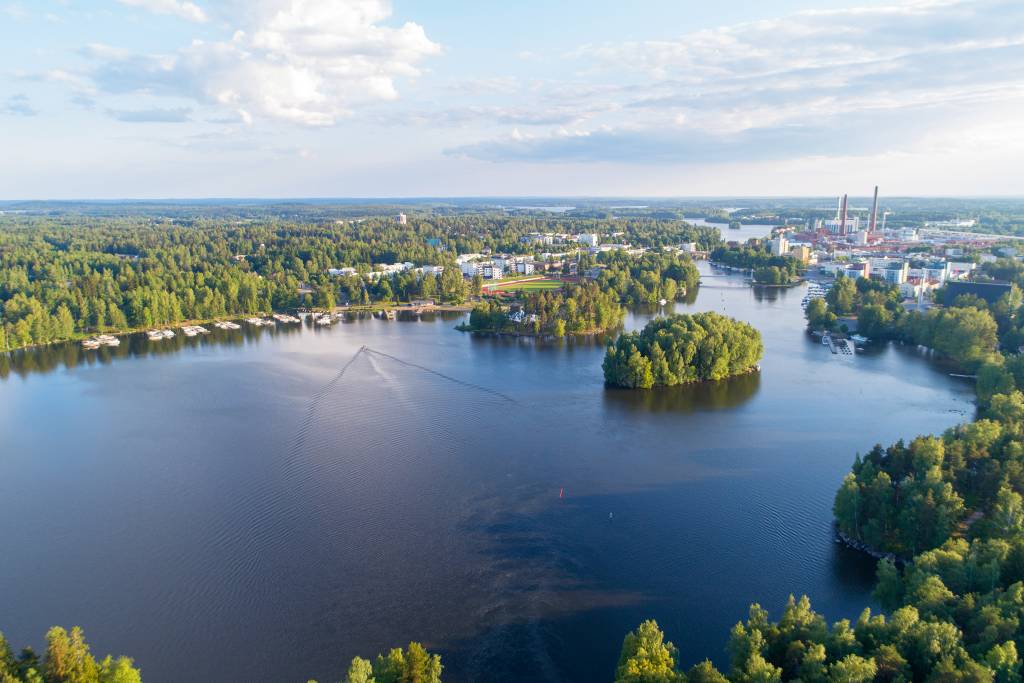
[{"left": 0, "top": 264, "right": 975, "bottom": 682}]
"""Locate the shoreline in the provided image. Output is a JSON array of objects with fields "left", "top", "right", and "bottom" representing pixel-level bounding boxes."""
[
  {"left": 1, "top": 302, "right": 475, "bottom": 354},
  {"left": 834, "top": 526, "right": 906, "bottom": 564}
]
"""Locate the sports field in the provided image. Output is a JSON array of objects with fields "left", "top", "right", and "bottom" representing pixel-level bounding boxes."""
[{"left": 493, "top": 279, "right": 563, "bottom": 291}]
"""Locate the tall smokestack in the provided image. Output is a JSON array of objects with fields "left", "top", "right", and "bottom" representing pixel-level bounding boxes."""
[
  {"left": 839, "top": 194, "right": 848, "bottom": 236},
  {"left": 869, "top": 186, "right": 879, "bottom": 233},
  {"left": 836, "top": 196, "right": 842, "bottom": 221}
]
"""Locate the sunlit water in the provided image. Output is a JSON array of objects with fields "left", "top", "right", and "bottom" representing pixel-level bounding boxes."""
[{"left": 0, "top": 263, "right": 975, "bottom": 682}]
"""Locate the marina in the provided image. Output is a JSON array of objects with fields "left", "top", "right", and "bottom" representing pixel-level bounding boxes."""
[
  {"left": 82, "top": 334, "right": 120, "bottom": 349},
  {"left": 147, "top": 329, "right": 175, "bottom": 341}
]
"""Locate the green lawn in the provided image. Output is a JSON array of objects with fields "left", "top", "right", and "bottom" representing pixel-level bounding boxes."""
[{"left": 497, "top": 279, "right": 564, "bottom": 291}]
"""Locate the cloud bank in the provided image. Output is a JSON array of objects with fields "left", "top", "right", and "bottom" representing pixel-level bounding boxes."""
[
  {"left": 451, "top": 0, "right": 1024, "bottom": 164},
  {"left": 84, "top": 0, "right": 441, "bottom": 126}
]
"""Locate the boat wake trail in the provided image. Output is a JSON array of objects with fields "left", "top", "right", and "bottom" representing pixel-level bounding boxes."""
[
  {"left": 361, "top": 346, "right": 518, "bottom": 404},
  {"left": 226, "top": 344, "right": 566, "bottom": 681}
]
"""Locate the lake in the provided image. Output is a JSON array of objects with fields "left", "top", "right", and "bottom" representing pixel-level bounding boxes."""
[{"left": 0, "top": 263, "right": 975, "bottom": 683}]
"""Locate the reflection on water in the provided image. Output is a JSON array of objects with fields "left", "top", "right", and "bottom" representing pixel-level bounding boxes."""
[
  {"left": 0, "top": 264, "right": 978, "bottom": 683},
  {"left": 0, "top": 312, "right": 468, "bottom": 380},
  {"left": 603, "top": 371, "right": 761, "bottom": 413}
]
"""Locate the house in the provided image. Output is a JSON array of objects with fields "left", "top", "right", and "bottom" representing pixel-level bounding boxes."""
[{"left": 328, "top": 267, "right": 358, "bottom": 277}]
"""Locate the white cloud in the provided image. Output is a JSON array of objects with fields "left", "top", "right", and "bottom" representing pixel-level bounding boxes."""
[
  {"left": 2, "top": 93, "right": 37, "bottom": 116},
  {"left": 82, "top": 0, "right": 441, "bottom": 126},
  {"left": 458, "top": 0, "right": 1024, "bottom": 164},
  {"left": 117, "top": 0, "right": 208, "bottom": 23}
]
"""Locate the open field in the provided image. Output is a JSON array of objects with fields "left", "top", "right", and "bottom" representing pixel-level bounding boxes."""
[
  {"left": 499, "top": 279, "right": 564, "bottom": 291},
  {"left": 483, "top": 277, "right": 565, "bottom": 293}
]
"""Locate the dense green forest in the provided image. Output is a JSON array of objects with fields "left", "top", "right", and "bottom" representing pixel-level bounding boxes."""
[
  {"left": 16, "top": 204, "right": 1024, "bottom": 682},
  {"left": 462, "top": 249, "right": 701, "bottom": 337},
  {"left": 0, "top": 626, "right": 141, "bottom": 683},
  {"left": 594, "top": 251, "right": 702, "bottom": 305},
  {"left": 805, "top": 275, "right": 1010, "bottom": 368},
  {"left": 603, "top": 312, "right": 763, "bottom": 389},
  {"left": 710, "top": 245, "right": 803, "bottom": 285},
  {"left": 464, "top": 282, "right": 624, "bottom": 336},
  {"left": 0, "top": 213, "right": 718, "bottom": 351},
  {"left": 609, "top": 274, "right": 1024, "bottom": 683}
]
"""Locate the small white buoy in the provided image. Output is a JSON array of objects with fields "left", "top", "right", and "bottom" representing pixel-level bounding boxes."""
[{"left": 609, "top": 512, "right": 613, "bottom": 520}]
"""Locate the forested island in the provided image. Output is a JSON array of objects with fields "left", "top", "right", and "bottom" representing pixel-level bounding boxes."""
[{"left": 603, "top": 313, "right": 763, "bottom": 389}]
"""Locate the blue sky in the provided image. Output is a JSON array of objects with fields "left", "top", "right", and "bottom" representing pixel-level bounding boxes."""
[{"left": 1, "top": 0, "right": 1021, "bottom": 198}]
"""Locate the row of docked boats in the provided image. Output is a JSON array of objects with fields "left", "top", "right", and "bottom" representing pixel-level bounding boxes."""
[
  {"left": 147, "top": 329, "right": 176, "bottom": 341},
  {"left": 801, "top": 282, "right": 830, "bottom": 310},
  {"left": 80, "top": 334, "right": 120, "bottom": 349},
  {"left": 314, "top": 312, "right": 339, "bottom": 325},
  {"left": 81, "top": 313, "right": 308, "bottom": 349}
]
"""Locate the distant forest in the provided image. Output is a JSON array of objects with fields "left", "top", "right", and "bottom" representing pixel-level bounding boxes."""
[{"left": 0, "top": 210, "right": 719, "bottom": 351}]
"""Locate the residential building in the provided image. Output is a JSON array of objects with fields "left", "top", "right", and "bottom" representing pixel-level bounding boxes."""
[
  {"left": 327, "top": 267, "right": 358, "bottom": 277},
  {"left": 879, "top": 262, "right": 909, "bottom": 285}
]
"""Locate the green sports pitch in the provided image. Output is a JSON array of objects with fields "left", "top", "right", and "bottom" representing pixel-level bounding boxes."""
[{"left": 496, "top": 279, "right": 564, "bottom": 291}]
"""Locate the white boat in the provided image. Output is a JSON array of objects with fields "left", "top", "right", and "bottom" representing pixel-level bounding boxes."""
[
  {"left": 147, "top": 330, "right": 164, "bottom": 341},
  {"left": 81, "top": 339, "right": 100, "bottom": 349},
  {"left": 96, "top": 335, "right": 120, "bottom": 347},
  {"left": 658, "top": 298, "right": 667, "bottom": 306},
  {"left": 161, "top": 329, "right": 175, "bottom": 338}
]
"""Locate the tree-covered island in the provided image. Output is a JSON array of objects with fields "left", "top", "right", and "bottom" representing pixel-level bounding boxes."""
[{"left": 603, "top": 312, "right": 764, "bottom": 389}]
